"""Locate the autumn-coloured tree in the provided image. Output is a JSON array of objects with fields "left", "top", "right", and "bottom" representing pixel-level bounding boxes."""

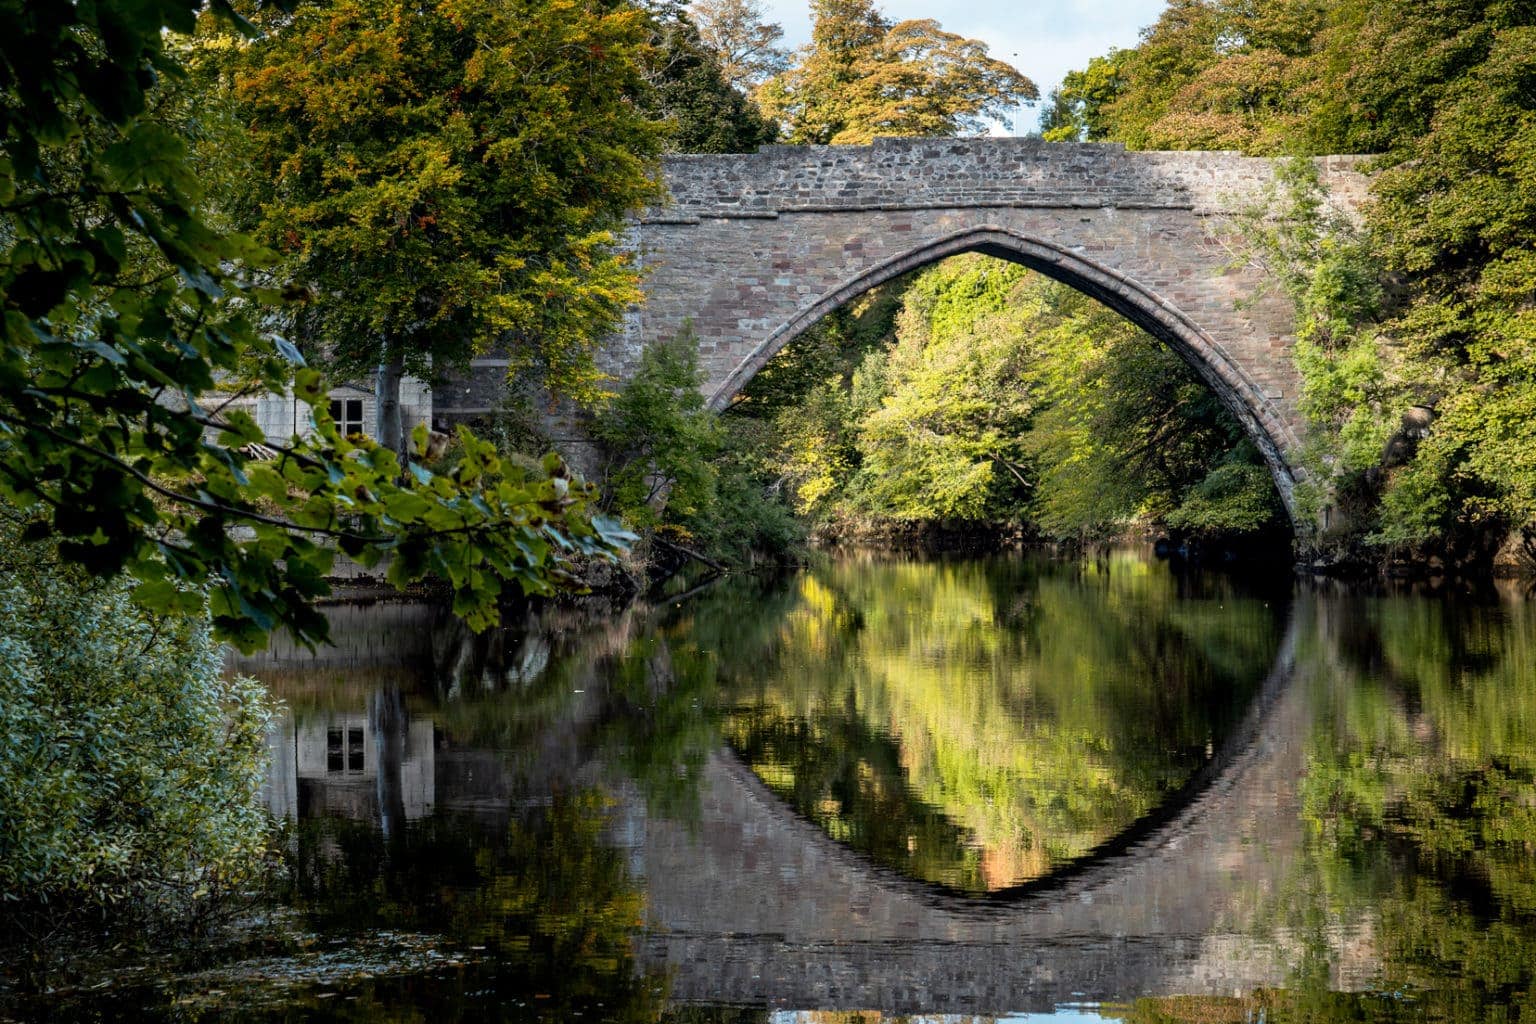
[
  {"left": 230, "top": 0, "right": 667, "bottom": 451},
  {"left": 1044, "top": 0, "right": 1326, "bottom": 153},
  {"left": 757, "top": 0, "right": 1036, "bottom": 145},
  {"left": 688, "top": 0, "right": 791, "bottom": 92}
]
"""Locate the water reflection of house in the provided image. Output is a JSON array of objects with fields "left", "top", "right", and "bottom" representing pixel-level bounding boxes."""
[{"left": 265, "top": 704, "right": 435, "bottom": 828}]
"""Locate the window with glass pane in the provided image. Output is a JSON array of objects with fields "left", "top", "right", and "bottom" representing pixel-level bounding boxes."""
[{"left": 328, "top": 398, "right": 365, "bottom": 437}]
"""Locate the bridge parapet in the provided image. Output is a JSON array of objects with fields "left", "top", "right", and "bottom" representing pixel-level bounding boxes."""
[{"left": 651, "top": 138, "right": 1370, "bottom": 222}]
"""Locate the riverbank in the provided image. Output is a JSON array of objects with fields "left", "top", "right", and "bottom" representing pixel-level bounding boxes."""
[{"left": 310, "top": 514, "right": 1536, "bottom": 626}]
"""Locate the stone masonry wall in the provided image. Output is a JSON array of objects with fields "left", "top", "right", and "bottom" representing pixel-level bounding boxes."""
[{"left": 615, "top": 139, "right": 1370, "bottom": 520}]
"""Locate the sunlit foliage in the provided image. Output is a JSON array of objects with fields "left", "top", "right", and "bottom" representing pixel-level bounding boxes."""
[
  {"left": 756, "top": 0, "right": 1037, "bottom": 143},
  {"left": 733, "top": 255, "right": 1282, "bottom": 543}
]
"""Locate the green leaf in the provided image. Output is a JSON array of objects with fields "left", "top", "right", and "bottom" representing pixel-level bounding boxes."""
[{"left": 383, "top": 491, "right": 432, "bottom": 521}]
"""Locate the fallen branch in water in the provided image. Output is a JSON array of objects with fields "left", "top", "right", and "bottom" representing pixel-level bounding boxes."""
[{"left": 652, "top": 535, "right": 726, "bottom": 573}]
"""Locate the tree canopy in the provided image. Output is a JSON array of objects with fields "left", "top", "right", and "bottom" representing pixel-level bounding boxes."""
[
  {"left": 640, "top": 1, "right": 779, "bottom": 153},
  {"left": 0, "top": 0, "right": 634, "bottom": 648},
  {"left": 688, "top": 0, "right": 792, "bottom": 92},
  {"left": 229, "top": 0, "right": 669, "bottom": 442},
  {"left": 757, "top": 0, "right": 1038, "bottom": 144}
]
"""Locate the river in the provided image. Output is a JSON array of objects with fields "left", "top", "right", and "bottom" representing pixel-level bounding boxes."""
[{"left": 18, "top": 549, "right": 1536, "bottom": 1021}]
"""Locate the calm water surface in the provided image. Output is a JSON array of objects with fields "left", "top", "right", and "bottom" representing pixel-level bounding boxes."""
[{"left": 15, "top": 550, "right": 1536, "bottom": 1022}]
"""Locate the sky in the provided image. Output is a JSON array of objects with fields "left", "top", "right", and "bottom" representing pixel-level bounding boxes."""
[{"left": 758, "top": 0, "right": 1170, "bottom": 134}]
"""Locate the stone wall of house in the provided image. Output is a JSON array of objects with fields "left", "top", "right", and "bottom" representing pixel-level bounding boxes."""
[{"left": 215, "top": 375, "right": 433, "bottom": 446}]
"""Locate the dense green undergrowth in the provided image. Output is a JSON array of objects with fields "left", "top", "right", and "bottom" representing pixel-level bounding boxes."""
[{"left": 0, "top": 511, "right": 277, "bottom": 958}]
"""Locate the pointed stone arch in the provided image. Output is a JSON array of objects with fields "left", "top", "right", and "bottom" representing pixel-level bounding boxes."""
[
  {"left": 609, "top": 140, "right": 1371, "bottom": 531},
  {"left": 703, "top": 224, "right": 1305, "bottom": 514}
]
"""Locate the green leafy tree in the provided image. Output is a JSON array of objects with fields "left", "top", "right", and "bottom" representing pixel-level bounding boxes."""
[
  {"left": 852, "top": 259, "right": 1037, "bottom": 521},
  {"left": 591, "top": 329, "right": 723, "bottom": 531},
  {"left": 593, "top": 329, "right": 801, "bottom": 561},
  {"left": 1040, "top": 49, "right": 1135, "bottom": 142},
  {"left": 0, "top": 1, "right": 633, "bottom": 647},
  {"left": 1366, "top": 20, "right": 1536, "bottom": 547},
  {"left": 229, "top": 0, "right": 668, "bottom": 449},
  {"left": 757, "top": 0, "right": 1037, "bottom": 144},
  {"left": 729, "top": 255, "right": 1280, "bottom": 543},
  {"left": 0, "top": 512, "right": 275, "bottom": 942},
  {"left": 640, "top": 1, "right": 778, "bottom": 153},
  {"left": 726, "top": 292, "right": 903, "bottom": 521}
]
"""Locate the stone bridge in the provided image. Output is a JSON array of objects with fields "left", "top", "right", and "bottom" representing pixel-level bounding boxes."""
[{"left": 613, "top": 139, "right": 1370, "bottom": 523}]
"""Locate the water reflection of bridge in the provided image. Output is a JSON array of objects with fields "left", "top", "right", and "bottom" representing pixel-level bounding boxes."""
[
  {"left": 631, "top": 603, "right": 1377, "bottom": 1013},
  {"left": 242, "top": 596, "right": 1376, "bottom": 1016}
]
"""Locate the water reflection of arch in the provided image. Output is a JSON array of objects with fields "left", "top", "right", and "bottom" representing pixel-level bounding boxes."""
[
  {"left": 637, "top": 601, "right": 1332, "bottom": 1011},
  {"left": 726, "top": 603, "right": 1298, "bottom": 910}
]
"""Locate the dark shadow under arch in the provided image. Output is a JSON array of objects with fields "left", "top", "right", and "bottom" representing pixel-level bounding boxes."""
[{"left": 705, "top": 226, "right": 1305, "bottom": 522}]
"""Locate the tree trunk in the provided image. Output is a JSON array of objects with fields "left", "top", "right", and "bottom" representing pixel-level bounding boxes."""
[{"left": 375, "top": 349, "right": 404, "bottom": 456}]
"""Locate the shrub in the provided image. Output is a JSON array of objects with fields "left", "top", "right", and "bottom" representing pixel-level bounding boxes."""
[
  {"left": 0, "top": 512, "right": 277, "bottom": 943},
  {"left": 593, "top": 329, "right": 805, "bottom": 564}
]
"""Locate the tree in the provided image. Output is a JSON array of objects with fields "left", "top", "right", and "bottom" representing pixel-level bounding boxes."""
[
  {"left": 689, "top": 0, "right": 791, "bottom": 92},
  {"left": 591, "top": 327, "right": 802, "bottom": 562},
  {"left": 640, "top": 1, "right": 778, "bottom": 153},
  {"left": 852, "top": 259, "right": 1037, "bottom": 521},
  {"left": 229, "top": 0, "right": 669, "bottom": 451},
  {"left": 0, "top": 1, "right": 633, "bottom": 648},
  {"left": 1366, "top": 18, "right": 1536, "bottom": 547},
  {"left": 1040, "top": 50, "right": 1134, "bottom": 142},
  {"left": 1046, "top": 0, "right": 1326, "bottom": 155},
  {"left": 1049, "top": 0, "right": 1536, "bottom": 563},
  {"left": 757, "top": 0, "right": 1037, "bottom": 145},
  {"left": 591, "top": 328, "right": 723, "bottom": 531}
]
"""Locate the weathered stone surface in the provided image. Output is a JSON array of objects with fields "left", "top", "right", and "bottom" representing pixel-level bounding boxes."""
[{"left": 616, "top": 138, "right": 1370, "bottom": 523}]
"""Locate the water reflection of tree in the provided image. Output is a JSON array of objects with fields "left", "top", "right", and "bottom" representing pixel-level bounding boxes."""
[
  {"left": 407, "top": 574, "right": 806, "bottom": 827},
  {"left": 718, "top": 553, "right": 1282, "bottom": 890},
  {"left": 286, "top": 790, "right": 668, "bottom": 1022},
  {"left": 1248, "top": 588, "right": 1536, "bottom": 1022}
]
